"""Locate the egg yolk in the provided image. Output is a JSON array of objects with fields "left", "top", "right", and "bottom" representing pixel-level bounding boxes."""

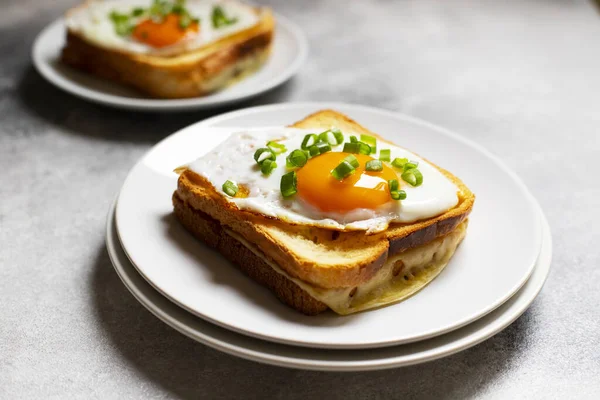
[
  {"left": 296, "top": 152, "right": 399, "bottom": 213},
  {"left": 132, "top": 14, "right": 199, "bottom": 48}
]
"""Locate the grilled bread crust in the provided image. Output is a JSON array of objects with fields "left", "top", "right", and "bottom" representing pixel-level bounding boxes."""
[
  {"left": 174, "top": 110, "right": 475, "bottom": 290},
  {"left": 61, "top": 5, "right": 274, "bottom": 98},
  {"left": 173, "top": 192, "right": 329, "bottom": 315}
]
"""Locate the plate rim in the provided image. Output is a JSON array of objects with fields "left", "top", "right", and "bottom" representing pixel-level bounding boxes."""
[
  {"left": 106, "top": 197, "right": 552, "bottom": 371},
  {"left": 114, "top": 102, "right": 544, "bottom": 349},
  {"left": 31, "top": 15, "right": 308, "bottom": 112}
]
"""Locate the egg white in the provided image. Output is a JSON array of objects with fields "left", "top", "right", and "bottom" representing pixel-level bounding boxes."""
[
  {"left": 66, "top": 0, "right": 259, "bottom": 56},
  {"left": 186, "top": 127, "right": 460, "bottom": 234}
]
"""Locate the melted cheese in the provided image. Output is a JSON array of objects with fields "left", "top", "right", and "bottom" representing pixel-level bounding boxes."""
[{"left": 226, "top": 221, "right": 467, "bottom": 315}]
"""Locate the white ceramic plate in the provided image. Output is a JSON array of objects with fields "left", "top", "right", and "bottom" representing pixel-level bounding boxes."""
[
  {"left": 31, "top": 16, "right": 307, "bottom": 111},
  {"left": 107, "top": 199, "right": 551, "bottom": 371},
  {"left": 115, "top": 103, "right": 543, "bottom": 349}
]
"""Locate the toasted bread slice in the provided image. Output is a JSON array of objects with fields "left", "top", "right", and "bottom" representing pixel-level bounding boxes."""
[
  {"left": 175, "top": 110, "right": 475, "bottom": 292},
  {"left": 173, "top": 190, "right": 468, "bottom": 315},
  {"left": 173, "top": 193, "right": 329, "bottom": 315},
  {"left": 61, "top": 3, "right": 274, "bottom": 99}
]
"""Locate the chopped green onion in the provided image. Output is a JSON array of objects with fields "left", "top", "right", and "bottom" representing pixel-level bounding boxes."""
[
  {"left": 388, "top": 179, "right": 399, "bottom": 192},
  {"left": 331, "top": 160, "right": 356, "bottom": 180},
  {"left": 343, "top": 141, "right": 371, "bottom": 155},
  {"left": 267, "top": 141, "right": 287, "bottom": 154},
  {"left": 280, "top": 171, "right": 297, "bottom": 197},
  {"left": 379, "top": 149, "right": 391, "bottom": 162},
  {"left": 404, "top": 161, "right": 419, "bottom": 170},
  {"left": 344, "top": 154, "right": 359, "bottom": 168},
  {"left": 260, "top": 159, "right": 277, "bottom": 175},
  {"left": 391, "top": 157, "right": 408, "bottom": 169},
  {"left": 109, "top": 11, "right": 133, "bottom": 36},
  {"left": 391, "top": 190, "right": 407, "bottom": 200},
  {"left": 309, "top": 142, "right": 331, "bottom": 157},
  {"left": 315, "top": 142, "right": 332, "bottom": 154},
  {"left": 286, "top": 149, "right": 308, "bottom": 168},
  {"left": 253, "top": 148, "right": 276, "bottom": 164},
  {"left": 401, "top": 168, "right": 423, "bottom": 187},
  {"left": 132, "top": 7, "right": 145, "bottom": 17},
  {"left": 360, "top": 134, "right": 377, "bottom": 154},
  {"left": 350, "top": 136, "right": 358, "bottom": 143},
  {"left": 212, "top": 5, "right": 238, "bottom": 28},
  {"left": 318, "top": 128, "right": 344, "bottom": 146},
  {"left": 179, "top": 13, "right": 192, "bottom": 29},
  {"left": 222, "top": 180, "right": 238, "bottom": 197},
  {"left": 150, "top": 0, "right": 171, "bottom": 19},
  {"left": 301, "top": 134, "right": 318, "bottom": 150},
  {"left": 365, "top": 160, "right": 383, "bottom": 171}
]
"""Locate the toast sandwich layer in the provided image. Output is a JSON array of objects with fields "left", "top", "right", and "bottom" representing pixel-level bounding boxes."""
[
  {"left": 173, "top": 110, "right": 475, "bottom": 314},
  {"left": 61, "top": 4, "right": 274, "bottom": 98}
]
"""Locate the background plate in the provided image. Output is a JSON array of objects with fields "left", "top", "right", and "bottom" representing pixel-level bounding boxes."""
[
  {"left": 107, "top": 199, "right": 551, "bottom": 371},
  {"left": 32, "top": 16, "right": 307, "bottom": 111},
  {"left": 115, "top": 103, "right": 543, "bottom": 349}
]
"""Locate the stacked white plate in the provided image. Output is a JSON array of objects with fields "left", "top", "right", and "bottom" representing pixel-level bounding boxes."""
[{"left": 107, "top": 103, "right": 551, "bottom": 371}]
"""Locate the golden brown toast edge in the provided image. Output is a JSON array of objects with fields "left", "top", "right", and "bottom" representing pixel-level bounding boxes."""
[
  {"left": 61, "top": 6, "right": 274, "bottom": 98},
  {"left": 173, "top": 192, "right": 328, "bottom": 315},
  {"left": 175, "top": 110, "right": 474, "bottom": 289}
]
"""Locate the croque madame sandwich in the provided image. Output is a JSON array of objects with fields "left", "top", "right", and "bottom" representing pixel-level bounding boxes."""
[
  {"left": 61, "top": 0, "right": 273, "bottom": 98},
  {"left": 173, "top": 110, "right": 475, "bottom": 315}
]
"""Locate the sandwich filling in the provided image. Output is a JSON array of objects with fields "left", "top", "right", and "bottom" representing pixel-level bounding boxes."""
[{"left": 226, "top": 220, "right": 468, "bottom": 315}]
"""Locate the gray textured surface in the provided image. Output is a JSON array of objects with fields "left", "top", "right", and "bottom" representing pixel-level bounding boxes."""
[{"left": 1, "top": 0, "right": 599, "bottom": 398}]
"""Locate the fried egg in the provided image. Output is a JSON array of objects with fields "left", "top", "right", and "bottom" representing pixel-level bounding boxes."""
[
  {"left": 186, "top": 127, "right": 460, "bottom": 234},
  {"left": 66, "top": 0, "right": 259, "bottom": 56}
]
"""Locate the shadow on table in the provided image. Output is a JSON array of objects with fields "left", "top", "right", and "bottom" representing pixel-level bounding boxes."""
[
  {"left": 15, "top": 66, "right": 298, "bottom": 144},
  {"left": 90, "top": 245, "right": 531, "bottom": 400}
]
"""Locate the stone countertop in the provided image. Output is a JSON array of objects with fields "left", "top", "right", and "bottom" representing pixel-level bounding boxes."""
[{"left": 1, "top": 0, "right": 599, "bottom": 398}]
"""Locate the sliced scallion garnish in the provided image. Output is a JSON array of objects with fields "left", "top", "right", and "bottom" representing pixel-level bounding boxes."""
[
  {"left": 401, "top": 168, "right": 423, "bottom": 187},
  {"left": 309, "top": 145, "right": 320, "bottom": 157},
  {"left": 109, "top": 11, "right": 134, "bottom": 36},
  {"left": 379, "top": 149, "right": 391, "bottom": 162},
  {"left": 404, "top": 161, "right": 419, "bottom": 170},
  {"left": 280, "top": 171, "right": 298, "bottom": 197},
  {"left": 391, "top": 190, "right": 407, "bottom": 200},
  {"left": 222, "top": 180, "right": 238, "bottom": 197},
  {"left": 253, "top": 147, "right": 276, "bottom": 164},
  {"left": 286, "top": 149, "right": 308, "bottom": 168},
  {"left": 260, "top": 159, "right": 277, "bottom": 175},
  {"left": 331, "top": 160, "right": 356, "bottom": 180},
  {"left": 388, "top": 179, "right": 406, "bottom": 200},
  {"left": 344, "top": 154, "right": 359, "bottom": 168},
  {"left": 315, "top": 141, "right": 332, "bottom": 154},
  {"left": 179, "top": 13, "right": 192, "bottom": 29},
  {"left": 391, "top": 157, "right": 408, "bottom": 169},
  {"left": 350, "top": 136, "right": 358, "bottom": 143},
  {"left": 308, "top": 142, "right": 331, "bottom": 157},
  {"left": 267, "top": 141, "right": 287, "bottom": 154},
  {"left": 365, "top": 160, "right": 383, "bottom": 171},
  {"left": 301, "top": 134, "right": 318, "bottom": 150},
  {"left": 132, "top": 7, "right": 145, "bottom": 17},
  {"left": 212, "top": 5, "right": 238, "bottom": 28},
  {"left": 318, "top": 128, "right": 344, "bottom": 146},
  {"left": 343, "top": 141, "right": 371, "bottom": 155},
  {"left": 360, "top": 134, "right": 377, "bottom": 154}
]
